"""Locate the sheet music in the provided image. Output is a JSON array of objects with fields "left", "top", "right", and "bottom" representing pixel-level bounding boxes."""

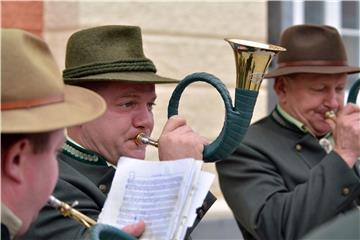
[
  {"left": 174, "top": 170, "right": 215, "bottom": 240},
  {"left": 98, "top": 157, "right": 211, "bottom": 240},
  {"left": 117, "top": 174, "right": 183, "bottom": 238}
]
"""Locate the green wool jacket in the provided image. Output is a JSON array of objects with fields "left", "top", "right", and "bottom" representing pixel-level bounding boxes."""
[
  {"left": 216, "top": 109, "right": 360, "bottom": 240},
  {"left": 20, "top": 140, "right": 215, "bottom": 240},
  {"left": 302, "top": 208, "right": 360, "bottom": 240}
]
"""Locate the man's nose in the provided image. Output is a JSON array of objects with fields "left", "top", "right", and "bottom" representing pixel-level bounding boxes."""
[
  {"left": 133, "top": 106, "right": 153, "bottom": 129},
  {"left": 325, "top": 90, "right": 340, "bottom": 109}
]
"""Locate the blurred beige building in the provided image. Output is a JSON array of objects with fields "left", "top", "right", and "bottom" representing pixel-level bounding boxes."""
[
  {"left": 2, "top": 1, "right": 359, "bottom": 238},
  {"left": 2, "top": 0, "right": 269, "bottom": 197}
]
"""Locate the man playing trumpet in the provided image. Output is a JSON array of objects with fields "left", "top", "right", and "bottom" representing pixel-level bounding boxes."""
[{"left": 217, "top": 24, "right": 360, "bottom": 240}]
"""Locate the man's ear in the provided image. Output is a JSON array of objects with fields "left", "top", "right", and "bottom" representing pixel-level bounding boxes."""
[
  {"left": 2, "top": 138, "right": 32, "bottom": 183},
  {"left": 273, "top": 77, "right": 288, "bottom": 104}
]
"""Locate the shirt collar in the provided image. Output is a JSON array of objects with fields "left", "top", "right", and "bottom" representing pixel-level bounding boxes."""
[
  {"left": 1, "top": 203, "right": 22, "bottom": 239},
  {"left": 276, "top": 105, "right": 335, "bottom": 152},
  {"left": 276, "top": 105, "right": 309, "bottom": 133}
]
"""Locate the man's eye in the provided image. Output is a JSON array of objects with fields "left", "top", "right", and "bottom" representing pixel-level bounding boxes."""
[
  {"left": 335, "top": 87, "right": 345, "bottom": 93},
  {"left": 118, "top": 102, "right": 136, "bottom": 109},
  {"left": 312, "top": 87, "right": 325, "bottom": 92},
  {"left": 147, "top": 102, "right": 156, "bottom": 111}
]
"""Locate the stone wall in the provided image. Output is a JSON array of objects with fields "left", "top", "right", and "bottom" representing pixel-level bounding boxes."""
[{"left": 43, "top": 1, "right": 268, "bottom": 198}]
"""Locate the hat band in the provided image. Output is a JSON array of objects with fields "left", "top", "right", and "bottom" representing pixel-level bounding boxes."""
[
  {"left": 63, "top": 59, "right": 157, "bottom": 79},
  {"left": 279, "top": 60, "right": 347, "bottom": 68},
  {"left": 1, "top": 94, "right": 64, "bottom": 110}
]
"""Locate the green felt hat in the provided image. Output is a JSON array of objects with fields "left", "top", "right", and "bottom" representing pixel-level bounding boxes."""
[{"left": 63, "top": 25, "right": 179, "bottom": 84}]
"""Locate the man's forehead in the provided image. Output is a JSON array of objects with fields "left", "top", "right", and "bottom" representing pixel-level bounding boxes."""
[
  {"left": 285, "top": 73, "right": 347, "bottom": 84},
  {"left": 98, "top": 81, "right": 156, "bottom": 98},
  {"left": 105, "top": 81, "right": 155, "bottom": 90}
]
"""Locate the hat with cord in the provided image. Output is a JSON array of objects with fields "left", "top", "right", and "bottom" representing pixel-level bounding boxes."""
[
  {"left": 62, "top": 25, "right": 179, "bottom": 84},
  {"left": 265, "top": 24, "right": 360, "bottom": 78}
]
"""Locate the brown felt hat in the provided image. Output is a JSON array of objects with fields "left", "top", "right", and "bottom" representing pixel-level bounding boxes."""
[
  {"left": 63, "top": 25, "right": 178, "bottom": 84},
  {"left": 1, "top": 28, "right": 106, "bottom": 133},
  {"left": 265, "top": 24, "right": 360, "bottom": 78}
]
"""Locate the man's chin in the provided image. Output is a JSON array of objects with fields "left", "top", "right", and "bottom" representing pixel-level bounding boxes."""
[
  {"left": 314, "top": 126, "right": 331, "bottom": 137},
  {"left": 126, "top": 151, "right": 146, "bottom": 160}
]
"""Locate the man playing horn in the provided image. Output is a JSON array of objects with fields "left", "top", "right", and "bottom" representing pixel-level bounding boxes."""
[
  {"left": 217, "top": 24, "right": 360, "bottom": 240},
  {"left": 20, "top": 25, "right": 214, "bottom": 240}
]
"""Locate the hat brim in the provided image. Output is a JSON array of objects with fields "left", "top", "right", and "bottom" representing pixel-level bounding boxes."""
[
  {"left": 64, "top": 71, "right": 179, "bottom": 84},
  {"left": 1, "top": 85, "right": 106, "bottom": 133},
  {"left": 265, "top": 65, "right": 360, "bottom": 78}
]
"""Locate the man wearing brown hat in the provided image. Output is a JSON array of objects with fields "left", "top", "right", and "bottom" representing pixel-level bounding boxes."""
[
  {"left": 1, "top": 29, "right": 106, "bottom": 240},
  {"left": 217, "top": 24, "right": 360, "bottom": 240},
  {"left": 20, "top": 25, "right": 214, "bottom": 240}
]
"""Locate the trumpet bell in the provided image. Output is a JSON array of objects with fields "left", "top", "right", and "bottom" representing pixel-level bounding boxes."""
[{"left": 225, "top": 39, "right": 286, "bottom": 91}]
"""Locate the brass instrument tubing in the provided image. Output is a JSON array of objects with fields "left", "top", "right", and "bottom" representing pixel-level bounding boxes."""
[
  {"left": 48, "top": 195, "right": 96, "bottom": 228},
  {"left": 325, "top": 110, "right": 337, "bottom": 122},
  {"left": 135, "top": 133, "right": 159, "bottom": 148}
]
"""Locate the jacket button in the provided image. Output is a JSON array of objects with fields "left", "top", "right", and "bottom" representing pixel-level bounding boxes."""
[
  {"left": 342, "top": 187, "right": 350, "bottom": 196},
  {"left": 202, "top": 202, "right": 208, "bottom": 211},
  {"left": 196, "top": 208, "right": 205, "bottom": 218},
  {"left": 295, "top": 144, "right": 302, "bottom": 151},
  {"left": 99, "top": 184, "right": 107, "bottom": 193}
]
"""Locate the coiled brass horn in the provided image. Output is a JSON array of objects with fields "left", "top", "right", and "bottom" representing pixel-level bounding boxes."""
[
  {"left": 347, "top": 78, "right": 360, "bottom": 104},
  {"left": 135, "top": 39, "right": 285, "bottom": 162},
  {"left": 166, "top": 39, "right": 285, "bottom": 162}
]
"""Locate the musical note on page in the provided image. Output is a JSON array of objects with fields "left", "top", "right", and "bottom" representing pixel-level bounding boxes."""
[{"left": 98, "top": 157, "right": 214, "bottom": 240}]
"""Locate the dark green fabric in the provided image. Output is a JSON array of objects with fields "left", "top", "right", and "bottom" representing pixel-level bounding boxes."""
[
  {"left": 63, "top": 59, "right": 156, "bottom": 79},
  {"left": 1, "top": 224, "right": 10, "bottom": 240},
  {"left": 302, "top": 209, "right": 360, "bottom": 240},
  {"left": 80, "top": 224, "right": 136, "bottom": 240},
  {"left": 63, "top": 25, "right": 178, "bottom": 83},
  {"left": 62, "top": 140, "right": 108, "bottom": 166},
  {"left": 65, "top": 26, "right": 146, "bottom": 70},
  {"left": 168, "top": 72, "right": 258, "bottom": 162},
  {"left": 347, "top": 78, "right": 360, "bottom": 104},
  {"left": 216, "top": 109, "right": 360, "bottom": 240}
]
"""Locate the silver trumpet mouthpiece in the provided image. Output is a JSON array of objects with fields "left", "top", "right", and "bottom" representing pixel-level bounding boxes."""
[{"left": 135, "top": 133, "right": 159, "bottom": 148}]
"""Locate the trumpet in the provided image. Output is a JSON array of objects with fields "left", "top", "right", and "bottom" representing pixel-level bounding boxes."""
[{"left": 48, "top": 195, "right": 96, "bottom": 228}]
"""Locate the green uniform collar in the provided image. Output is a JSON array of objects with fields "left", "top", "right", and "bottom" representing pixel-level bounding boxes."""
[
  {"left": 61, "top": 138, "right": 108, "bottom": 166},
  {"left": 275, "top": 105, "right": 334, "bottom": 152},
  {"left": 276, "top": 105, "right": 308, "bottom": 133},
  {"left": 276, "top": 105, "right": 332, "bottom": 138}
]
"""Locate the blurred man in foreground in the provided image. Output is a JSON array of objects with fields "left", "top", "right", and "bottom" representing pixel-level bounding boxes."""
[{"left": 1, "top": 28, "right": 105, "bottom": 240}]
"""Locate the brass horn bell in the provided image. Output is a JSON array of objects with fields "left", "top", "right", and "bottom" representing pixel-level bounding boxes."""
[{"left": 167, "top": 39, "right": 285, "bottom": 162}]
